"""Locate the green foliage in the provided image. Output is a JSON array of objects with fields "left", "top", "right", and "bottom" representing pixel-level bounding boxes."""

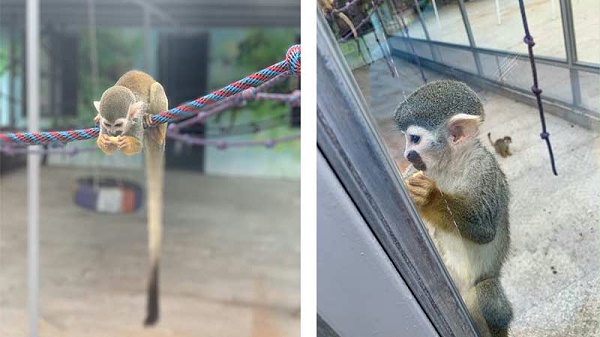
[
  {"left": 209, "top": 27, "right": 300, "bottom": 156},
  {"left": 211, "top": 101, "right": 299, "bottom": 156},
  {"left": 0, "top": 52, "right": 7, "bottom": 76},
  {"left": 76, "top": 28, "right": 144, "bottom": 121},
  {"left": 236, "top": 28, "right": 298, "bottom": 70},
  {"left": 0, "top": 31, "right": 22, "bottom": 77}
]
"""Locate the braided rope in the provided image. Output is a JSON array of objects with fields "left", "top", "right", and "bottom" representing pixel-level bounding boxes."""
[
  {"left": 0, "top": 45, "right": 301, "bottom": 147},
  {"left": 168, "top": 132, "right": 300, "bottom": 150},
  {"left": 169, "top": 72, "right": 293, "bottom": 131}
]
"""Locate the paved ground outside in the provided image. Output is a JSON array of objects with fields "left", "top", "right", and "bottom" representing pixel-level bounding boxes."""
[
  {"left": 352, "top": 57, "right": 599, "bottom": 337},
  {"left": 404, "top": 0, "right": 598, "bottom": 64},
  {"left": 0, "top": 167, "right": 300, "bottom": 337}
]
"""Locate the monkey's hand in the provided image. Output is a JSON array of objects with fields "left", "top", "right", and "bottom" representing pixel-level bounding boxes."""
[
  {"left": 97, "top": 134, "right": 117, "bottom": 155},
  {"left": 117, "top": 135, "right": 143, "bottom": 156},
  {"left": 406, "top": 171, "right": 441, "bottom": 208},
  {"left": 143, "top": 113, "right": 153, "bottom": 130},
  {"left": 406, "top": 173, "right": 486, "bottom": 241}
]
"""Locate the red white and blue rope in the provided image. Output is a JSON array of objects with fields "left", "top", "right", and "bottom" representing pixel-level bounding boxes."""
[{"left": 0, "top": 45, "right": 300, "bottom": 147}]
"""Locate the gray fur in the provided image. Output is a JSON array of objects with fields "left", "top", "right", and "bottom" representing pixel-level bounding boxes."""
[
  {"left": 396, "top": 81, "right": 512, "bottom": 336},
  {"left": 98, "top": 86, "right": 136, "bottom": 122},
  {"left": 476, "top": 278, "right": 513, "bottom": 330},
  {"left": 394, "top": 80, "right": 484, "bottom": 131},
  {"left": 429, "top": 137, "right": 510, "bottom": 249},
  {"left": 98, "top": 86, "right": 144, "bottom": 140}
]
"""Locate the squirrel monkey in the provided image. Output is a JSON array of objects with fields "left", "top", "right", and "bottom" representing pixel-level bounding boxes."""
[
  {"left": 488, "top": 133, "right": 512, "bottom": 158},
  {"left": 395, "top": 81, "right": 513, "bottom": 337},
  {"left": 94, "top": 70, "right": 168, "bottom": 326}
]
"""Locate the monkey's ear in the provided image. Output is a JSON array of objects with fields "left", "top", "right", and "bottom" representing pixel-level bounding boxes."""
[
  {"left": 447, "top": 113, "right": 482, "bottom": 144},
  {"left": 128, "top": 101, "right": 145, "bottom": 119},
  {"left": 93, "top": 101, "right": 101, "bottom": 112}
]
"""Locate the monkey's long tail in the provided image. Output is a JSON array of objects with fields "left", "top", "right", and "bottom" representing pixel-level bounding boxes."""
[
  {"left": 487, "top": 132, "right": 494, "bottom": 146},
  {"left": 143, "top": 125, "right": 166, "bottom": 326}
]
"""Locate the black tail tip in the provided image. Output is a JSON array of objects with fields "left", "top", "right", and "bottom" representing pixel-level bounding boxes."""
[
  {"left": 144, "top": 311, "right": 159, "bottom": 326},
  {"left": 144, "top": 265, "right": 160, "bottom": 327},
  {"left": 144, "top": 292, "right": 159, "bottom": 326}
]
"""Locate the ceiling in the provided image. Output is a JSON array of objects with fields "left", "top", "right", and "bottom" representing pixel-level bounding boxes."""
[{"left": 0, "top": 0, "right": 300, "bottom": 28}]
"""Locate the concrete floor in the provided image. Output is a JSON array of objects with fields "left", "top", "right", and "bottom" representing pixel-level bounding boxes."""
[
  {"left": 0, "top": 167, "right": 300, "bottom": 337},
  {"left": 353, "top": 58, "right": 599, "bottom": 336}
]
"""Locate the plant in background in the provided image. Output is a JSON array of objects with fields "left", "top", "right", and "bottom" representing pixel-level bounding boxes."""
[
  {"left": 77, "top": 28, "right": 144, "bottom": 122},
  {"left": 234, "top": 29, "right": 299, "bottom": 154}
]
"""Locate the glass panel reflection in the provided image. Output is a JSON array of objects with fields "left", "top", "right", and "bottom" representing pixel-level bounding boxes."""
[{"left": 467, "top": 0, "right": 566, "bottom": 59}]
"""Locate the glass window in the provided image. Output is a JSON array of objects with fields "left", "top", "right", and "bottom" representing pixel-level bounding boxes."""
[
  {"left": 319, "top": 2, "right": 599, "bottom": 336},
  {"left": 407, "top": 0, "right": 471, "bottom": 45},
  {"left": 467, "top": 0, "right": 566, "bottom": 60},
  {"left": 573, "top": 0, "right": 599, "bottom": 64}
]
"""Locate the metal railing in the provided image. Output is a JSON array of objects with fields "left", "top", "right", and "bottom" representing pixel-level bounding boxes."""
[{"left": 386, "top": 0, "right": 599, "bottom": 128}]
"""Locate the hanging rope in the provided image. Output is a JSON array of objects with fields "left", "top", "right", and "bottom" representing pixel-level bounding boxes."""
[
  {"left": 0, "top": 45, "right": 301, "bottom": 147},
  {"left": 168, "top": 133, "right": 300, "bottom": 150},
  {"left": 0, "top": 145, "right": 98, "bottom": 156},
  {"left": 338, "top": 0, "right": 385, "bottom": 42},
  {"left": 517, "top": 0, "right": 558, "bottom": 176},
  {"left": 170, "top": 72, "right": 293, "bottom": 131}
]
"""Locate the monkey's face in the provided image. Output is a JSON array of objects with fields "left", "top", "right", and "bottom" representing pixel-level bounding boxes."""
[
  {"left": 402, "top": 125, "right": 443, "bottom": 172},
  {"left": 100, "top": 116, "right": 131, "bottom": 136},
  {"left": 94, "top": 86, "right": 143, "bottom": 137}
]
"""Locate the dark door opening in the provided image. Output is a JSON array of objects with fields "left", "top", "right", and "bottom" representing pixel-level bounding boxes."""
[{"left": 159, "top": 33, "right": 209, "bottom": 172}]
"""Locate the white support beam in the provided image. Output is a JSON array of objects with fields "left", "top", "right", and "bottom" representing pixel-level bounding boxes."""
[{"left": 26, "top": 0, "right": 40, "bottom": 336}]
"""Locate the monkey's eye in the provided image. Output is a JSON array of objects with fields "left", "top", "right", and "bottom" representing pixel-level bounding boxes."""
[
  {"left": 410, "top": 135, "right": 421, "bottom": 144},
  {"left": 104, "top": 122, "right": 112, "bottom": 127},
  {"left": 115, "top": 122, "right": 123, "bottom": 127}
]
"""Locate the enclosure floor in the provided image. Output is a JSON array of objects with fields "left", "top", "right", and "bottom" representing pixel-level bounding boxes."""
[
  {"left": 0, "top": 168, "right": 300, "bottom": 337},
  {"left": 354, "top": 58, "right": 599, "bottom": 337}
]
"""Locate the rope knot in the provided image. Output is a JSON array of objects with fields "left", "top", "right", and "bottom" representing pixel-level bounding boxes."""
[
  {"left": 168, "top": 123, "right": 179, "bottom": 133},
  {"left": 241, "top": 87, "right": 257, "bottom": 101},
  {"left": 264, "top": 139, "right": 276, "bottom": 149},
  {"left": 531, "top": 86, "right": 542, "bottom": 95},
  {"left": 523, "top": 35, "right": 535, "bottom": 47},
  {"left": 540, "top": 131, "right": 550, "bottom": 139},
  {"left": 286, "top": 44, "right": 301, "bottom": 77},
  {"left": 216, "top": 141, "right": 228, "bottom": 150}
]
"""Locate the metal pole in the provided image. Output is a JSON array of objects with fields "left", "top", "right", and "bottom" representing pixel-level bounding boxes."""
[
  {"left": 8, "top": 25, "right": 16, "bottom": 126},
  {"left": 431, "top": 0, "right": 441, "bottom": 28},
  {"left": 411, "top": 0, "right": 438, "bottom": 62},
  {"left": 457, "top": 0, "right": 483, "bottom": 76},
  {"left": 558, "top": 0, "right": 581, "bottom": 106},
  {"left": 26, "top": 0, "right": 40, "bottom": 336},
  {"left": 87, "top": 0, "right": 99, "bottom": 98},
  {"left": 495, "top": 0, "right": 502, "bottom": 24},
  {"left": 143, "top": 8, "right": 151, "bottom": 73}
]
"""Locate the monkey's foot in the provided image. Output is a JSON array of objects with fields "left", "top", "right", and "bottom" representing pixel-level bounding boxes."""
[
  {"left": 143, "top": 113, "right": 153, "bottom": 129},
  {"left": 117, "top": 136, "right": 143, "bottom": 156},
  {"left": 97, "top": 134, "right": 117, "bottom": 155},
  {"left": 406, "top": 171, "right": 439, "bottom": 207}
]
